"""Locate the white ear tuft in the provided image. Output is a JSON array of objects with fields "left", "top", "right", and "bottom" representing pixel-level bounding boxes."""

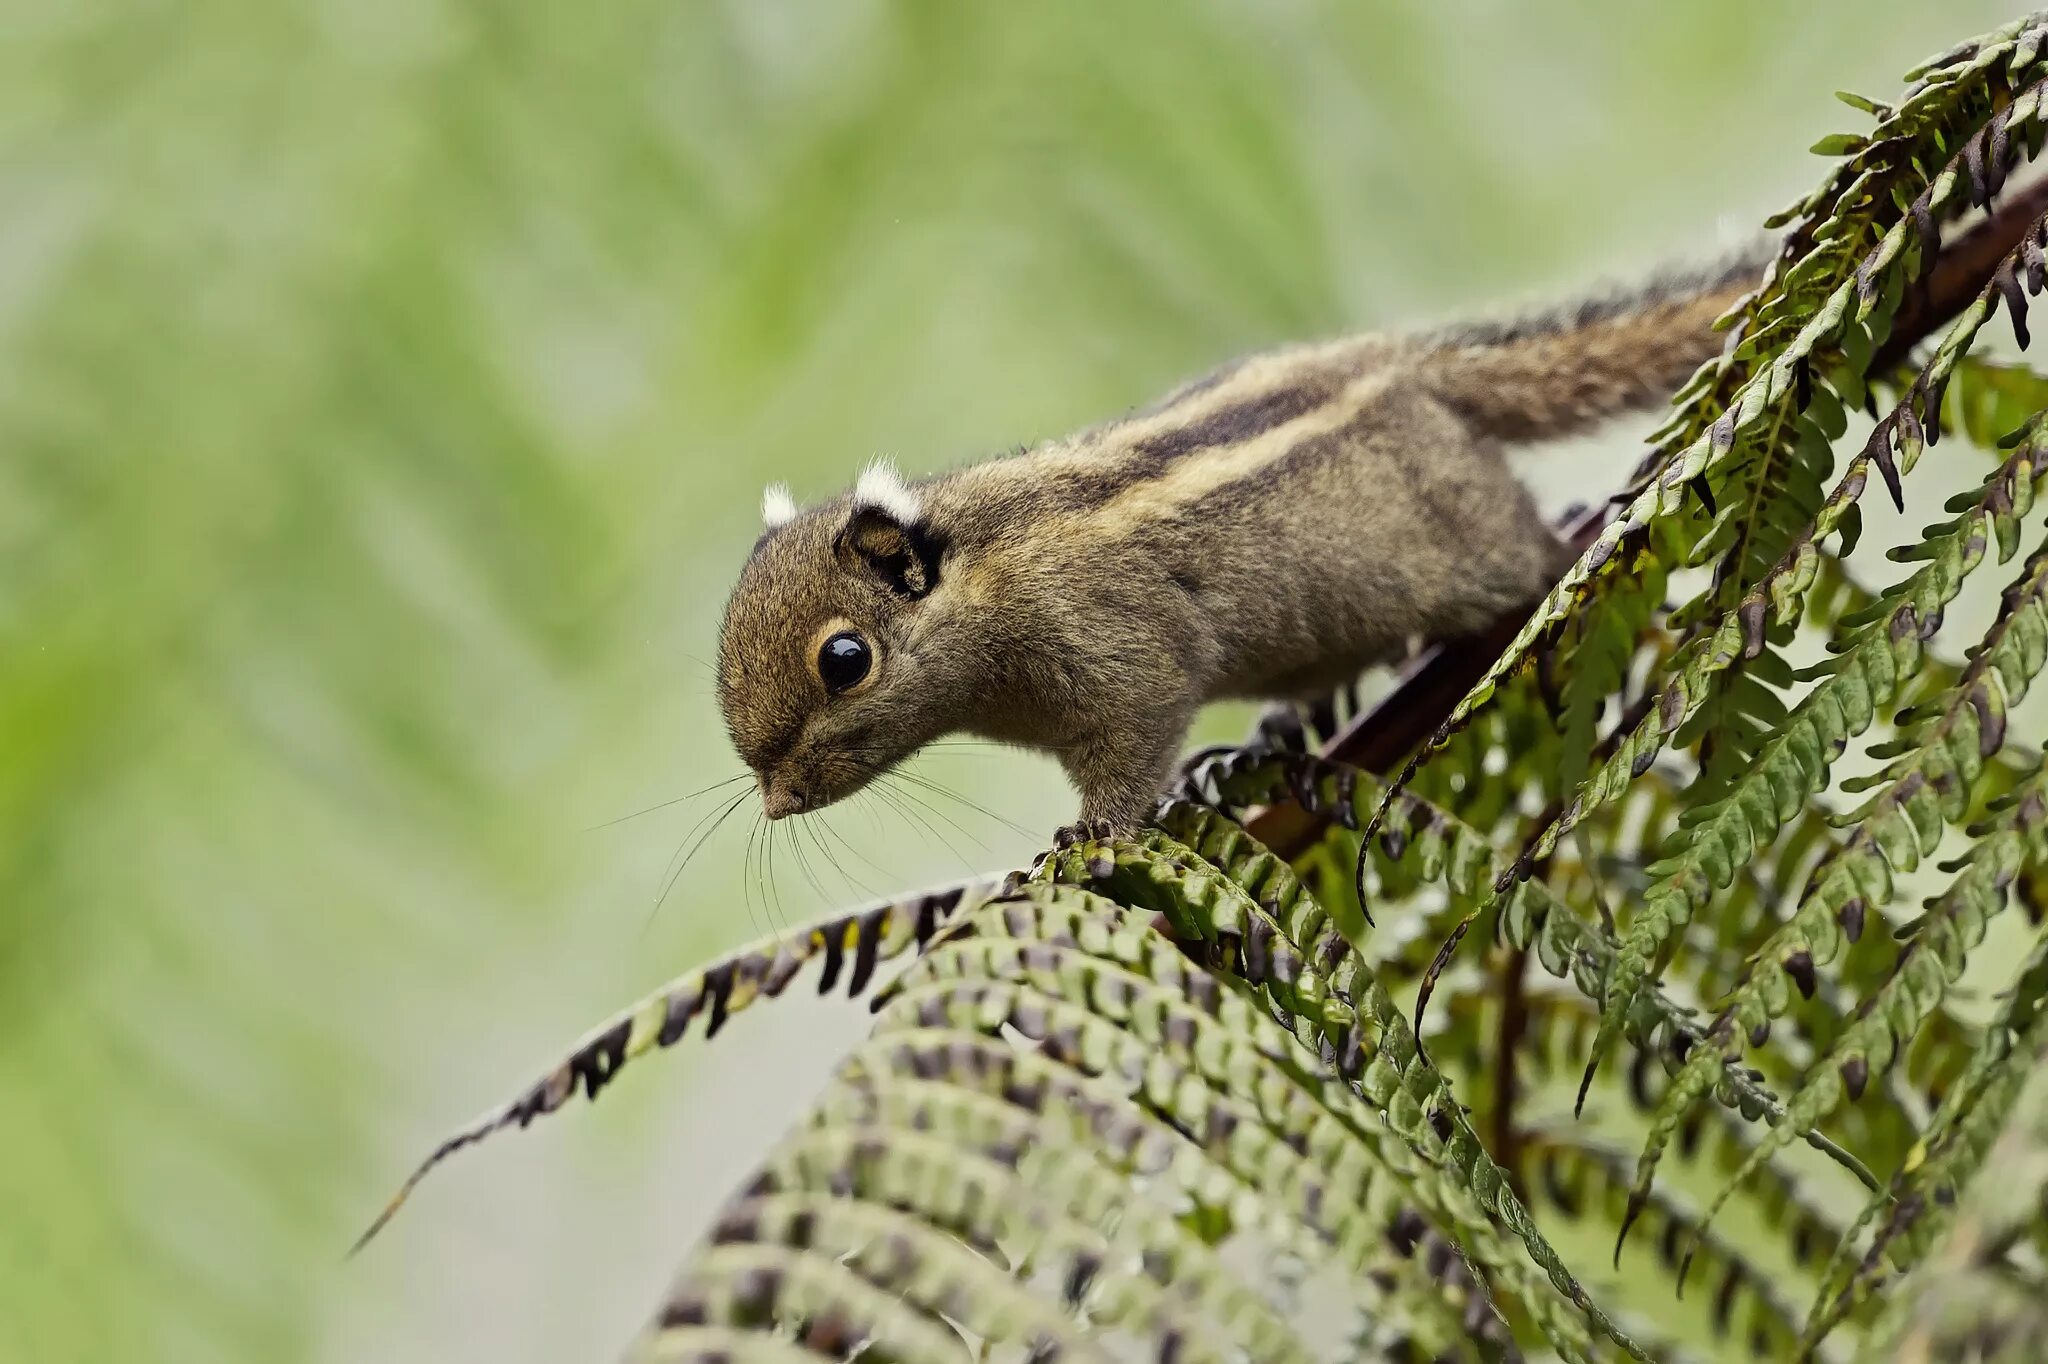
[
  {"left": 761, "top": 482, "right": 799, "bottom": 528},
  {"left": 853, "top": 458, "right": 921, "bottom": 525}
]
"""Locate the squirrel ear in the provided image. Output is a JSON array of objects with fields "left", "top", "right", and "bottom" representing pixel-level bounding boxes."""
[{"left": 836, "top": 505, "right": 942, "bottom": 599}]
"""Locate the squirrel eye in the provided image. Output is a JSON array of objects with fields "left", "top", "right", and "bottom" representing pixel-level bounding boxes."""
[{"left": 817, "top": 631, "right": 873, "bottom": 694}]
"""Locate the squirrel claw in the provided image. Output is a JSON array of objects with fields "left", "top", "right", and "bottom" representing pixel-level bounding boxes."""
[{"left": 1051, "top": 818, "right": 1116, "bottom": 850}]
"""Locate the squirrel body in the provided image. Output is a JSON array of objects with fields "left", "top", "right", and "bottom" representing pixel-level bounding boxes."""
[{"left": 717, "top": 250, "right": 1765, "bottom": 837}]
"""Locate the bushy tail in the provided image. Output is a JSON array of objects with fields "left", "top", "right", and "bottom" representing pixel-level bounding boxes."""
[{"left": 1416, "top": 240, "right": 1774, "bottom": 444}]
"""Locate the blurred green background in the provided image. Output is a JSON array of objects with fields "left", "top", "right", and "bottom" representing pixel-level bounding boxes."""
[{"left": 0, "top": 2, "right": 2025, "bottom": 1360}]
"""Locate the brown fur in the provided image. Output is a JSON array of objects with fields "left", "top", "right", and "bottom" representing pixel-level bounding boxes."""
[{"left": 717, "top": 246, "right": 1767, "bottom": 837}]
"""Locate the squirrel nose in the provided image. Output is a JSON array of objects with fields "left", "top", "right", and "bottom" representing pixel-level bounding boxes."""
[{"left": 762, "top": 782, "right": 809, "bottom": 820}]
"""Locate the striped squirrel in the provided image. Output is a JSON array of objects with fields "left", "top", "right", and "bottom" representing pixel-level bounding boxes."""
[{"left": 716, "top": 247, "right": 1768, "bottom": 842}]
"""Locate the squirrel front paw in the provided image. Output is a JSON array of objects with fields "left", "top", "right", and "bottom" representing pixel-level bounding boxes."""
[{"left": 1051, "top": 818, "right": 1118, "bottom": 850}]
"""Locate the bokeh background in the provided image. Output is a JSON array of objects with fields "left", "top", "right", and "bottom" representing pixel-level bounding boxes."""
[{"left": 0, "top": 2, "right": 2027, "bottom": 1361}]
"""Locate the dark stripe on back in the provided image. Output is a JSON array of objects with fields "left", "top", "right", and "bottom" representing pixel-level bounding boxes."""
[
  {"left": 1129, "top": 382, "right": 1331, "bottom": 462},
  {"left": 1181, "top": 400, "right": 1378, "bottom": 519},
  {"left": 946, "top": 387, "right": 1332, "bottom": 535},
  {"left": 942, "top": 364, "right": 1351, "bottom": 542}
]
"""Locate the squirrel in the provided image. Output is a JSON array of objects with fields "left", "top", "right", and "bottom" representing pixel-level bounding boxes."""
[{"left": 715, "top": 246, "right": 1769, "bottom": 843}]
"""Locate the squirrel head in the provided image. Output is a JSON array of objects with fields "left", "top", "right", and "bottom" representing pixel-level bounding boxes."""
[{"left": 716, "top": 462, "right": 960, "bottom": 820}]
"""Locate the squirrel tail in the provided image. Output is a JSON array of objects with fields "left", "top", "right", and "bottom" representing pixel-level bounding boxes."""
[{"left": 1414, "top": 240, "right": 1774, "bottom": 445}]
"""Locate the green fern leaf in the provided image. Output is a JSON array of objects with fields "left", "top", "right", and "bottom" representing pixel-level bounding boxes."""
[
  {"left": 354, "top": 880, "right": 993, "bottom": 1250},
  {"left": 1361, "top": 37, "right": 2048, "bottom": 865}
]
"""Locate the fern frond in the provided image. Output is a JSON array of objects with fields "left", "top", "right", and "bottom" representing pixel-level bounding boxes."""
[
  {"left": 879, "top": 884, "right": 1552, "bottom": 1356},
  {"left": 646, "top": 1242, "right": 998, "bottom": 1364},
  {"left": 1125, "top": 813, "right": 1658, "bottom": 1358},
  {"left": 1802, "top": 931, "right": 2048, "bottom": 1355},
  {"left": 1848, "top": 1065, "right": 2048, "bottom": 1364},
  {"left": 827, "top": 1031, "right": 1482, "bottom": 1353},
  {"left": 1680, "top": 754, "right": 2048, "bottom": 1283},
  {"left": 761, "top": 1114, "right": 1302, "bottom": 1359},
  {"left": 704, "top": 1192, "right": 1107, "bottom": 1358},
  {"left": 354, "top": 880, "right": 993, "bottom": 1249},
  {"left": 1729, "top": 503, "right": 2048, "bottom": 1022},
  {"left": 1574, "top": 25, "right": 2048, "bottom": 842},
  {"left": 1522, "top": 1132, "right": 1808, "bottom": 1360},
  {"left": 1017, "top": 826, "right": 1641, "bottom": 1360},
  {"left": 874, "top": 908, "right": 1506, "bottom": 1357},
  {"left": 1432, "top": 981, "right": 1851, "bottom": 1277},
  {"left": 1545, "top": 270, "right": 2048, "bottom": 886},
  {"left": 1360, "top": 24, "right": 2048, "bottom": 861},
  {"left": 1573, "top": 236, "right": 2048, "bottom": 1117},
  {"left": 1200, "top": 748, "right": 1880, "bottom": 1193},
  {"left": 1621, "top": 437, "right": 2048, "bottom": 1228}
]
